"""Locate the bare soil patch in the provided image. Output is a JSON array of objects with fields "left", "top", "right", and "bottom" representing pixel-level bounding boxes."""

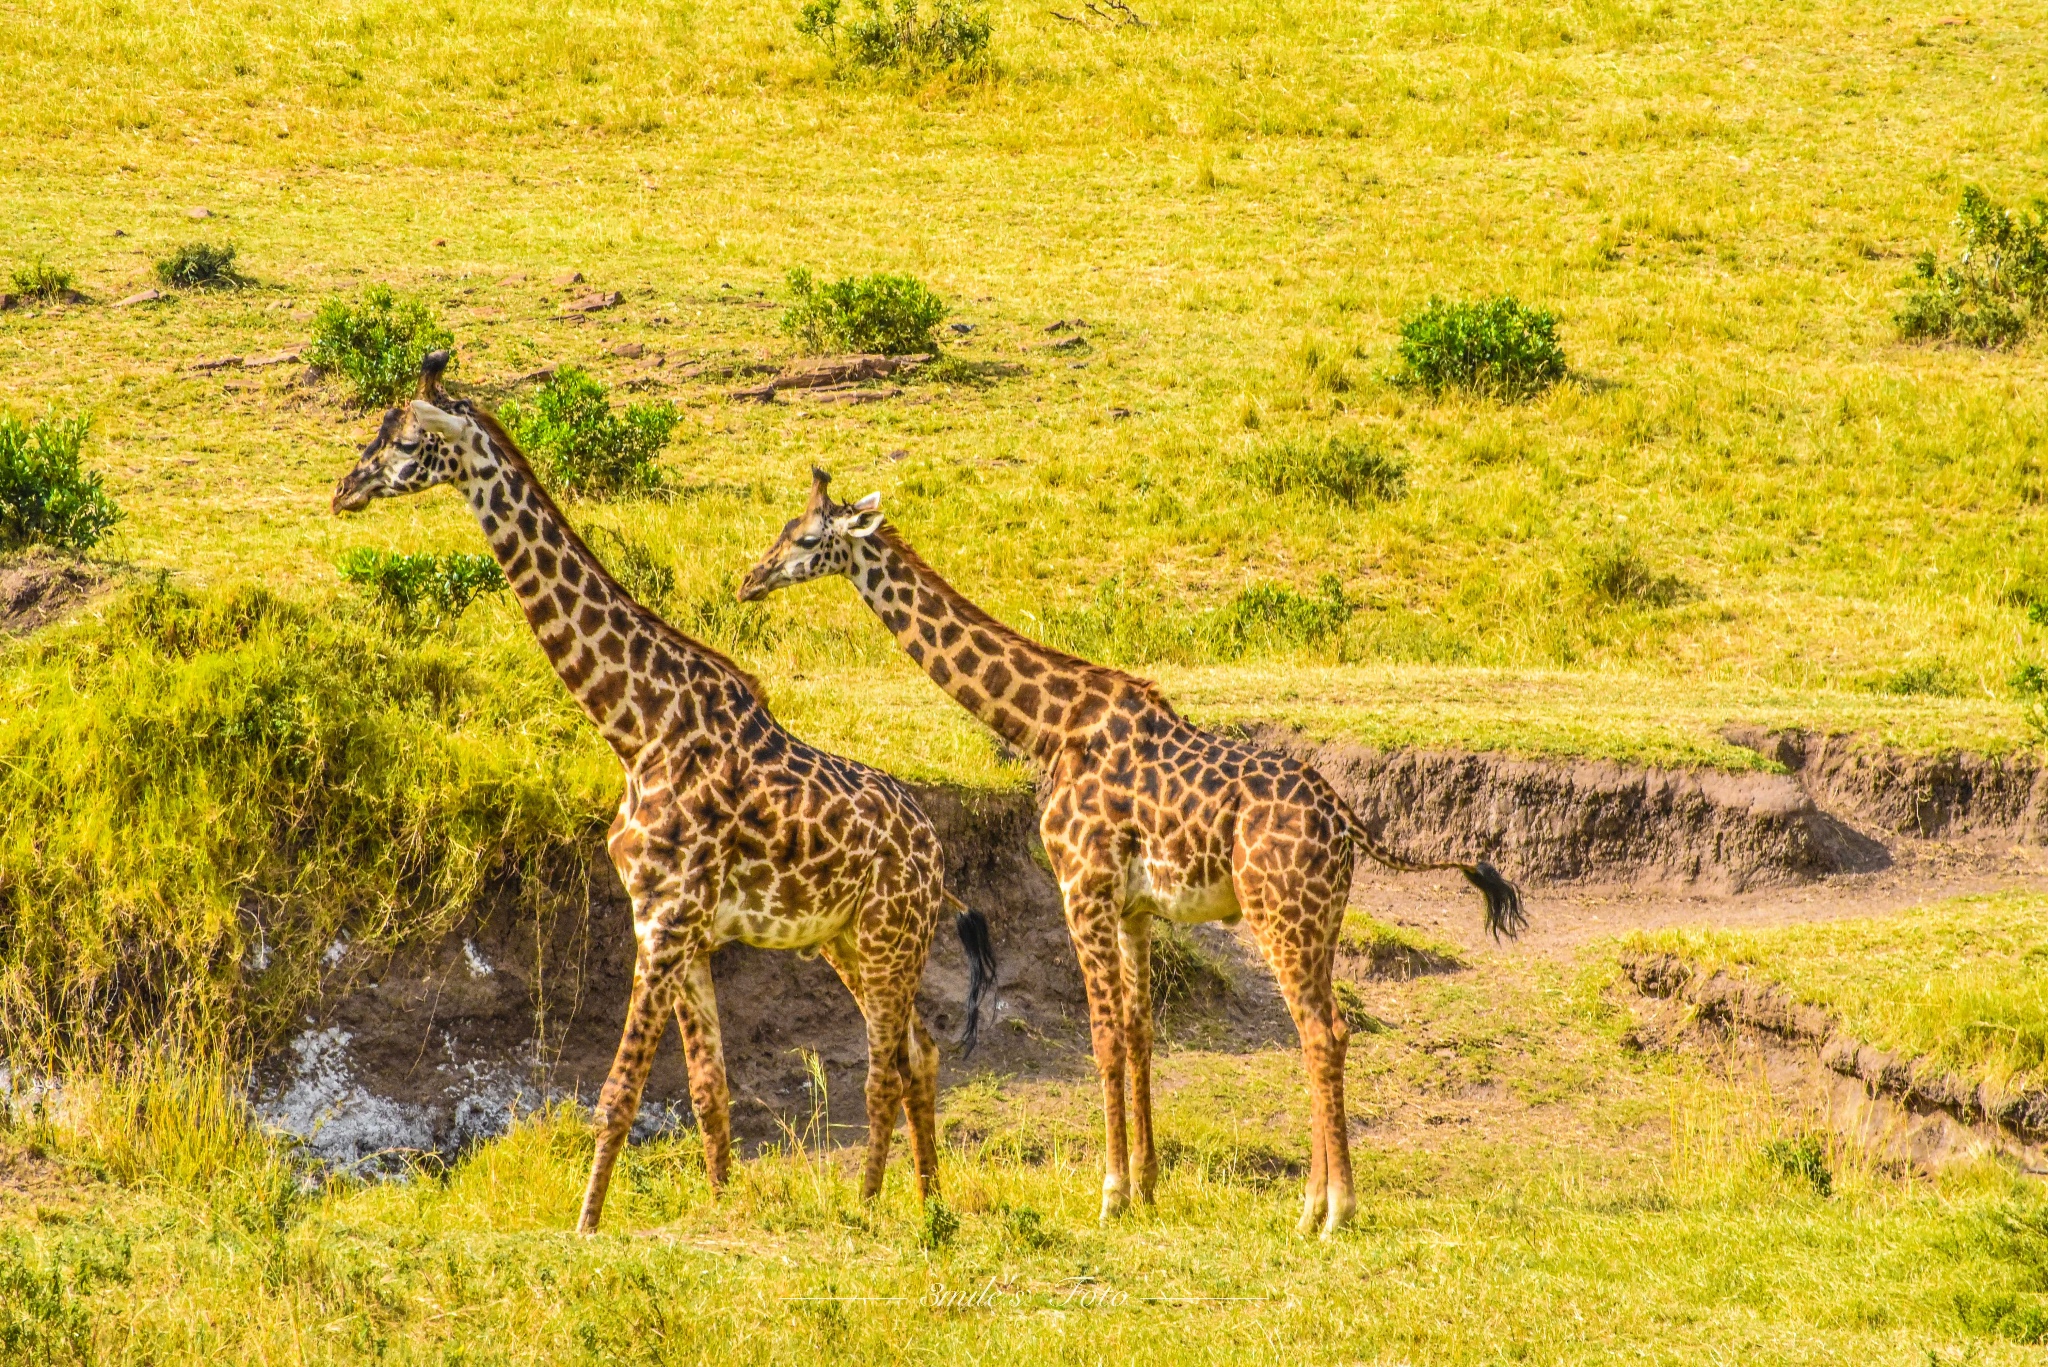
[{"left": 0, "top": 552, "right": 109, "bottom": 637}]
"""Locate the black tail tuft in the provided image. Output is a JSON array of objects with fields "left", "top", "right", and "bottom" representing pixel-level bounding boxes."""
[
  {"left": 954, "top": 907, "right": 998, "bottom": 1058},
  {"left": 1460, "top": 862, "right": 1527, "bottom": 942}
]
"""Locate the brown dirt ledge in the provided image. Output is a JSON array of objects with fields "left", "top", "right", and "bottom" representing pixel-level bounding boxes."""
[
  {"left": 1621, "top": 948, "right": 2048, "bottom": 1173},
  {"left": 250, "top": 727, "right": 2048, "bottom": 1171}
]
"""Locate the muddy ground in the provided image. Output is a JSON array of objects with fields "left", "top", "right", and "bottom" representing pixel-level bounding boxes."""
[{"left": 253, "top": 730, "right": 2048, "bottom": 1170}]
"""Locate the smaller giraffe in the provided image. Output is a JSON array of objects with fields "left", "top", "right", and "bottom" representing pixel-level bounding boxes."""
[
  {"left": 330, "top": 359, "right": 996, "bottom": 1232},
  {"left": 738, "top": 470, "right": 1524, "bottom": 1237}
]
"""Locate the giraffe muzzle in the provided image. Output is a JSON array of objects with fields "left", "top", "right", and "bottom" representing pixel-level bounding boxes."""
[
  {"left": 735, "top": 567, "right": 773, "bottom": 603},
  {"left": 331, "top": 470, "right": 377, "bottom": 514}
]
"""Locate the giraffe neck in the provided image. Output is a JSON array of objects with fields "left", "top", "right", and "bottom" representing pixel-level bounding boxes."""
[
  {"left": 449, "top": 422, "right": 760, "bottom": 760},
  {"left": 845, "top": 526, "right": 1138, "bottom": 758}
]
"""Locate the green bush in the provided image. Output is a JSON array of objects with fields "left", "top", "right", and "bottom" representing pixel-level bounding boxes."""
[
  {"left": 781, "top": 268, "right": 947, "bottom": 355},
  {"left": 154, "top": 241, "right": 248, "bottom": 290},
  {"left": 1207, "top": 576, "right": 1356, "bottom": 660},
  {"left": 500, "top": 367, "right": 677, "bottom": 499},
  {"left": 306, "top": 285, "right": 456, "bottom": 408},
  {"left": 0, "top": 412, "right": 123, "bottom": 553},
  {"left": 337, "top": 549, "right": 506, "bottom": 629},
  {"left": 9, "top": 257, "right": 75, "bottom": 302},
  {"left": 1759, "top": 1134, "right": 1832, "bottom": 1197},
  {"left": 1230, "top": 432, "right": 1405, "bottom": 508},
  {"left": 798, "top": 0, "right": 992, "bottom": 73},
  {"left": 1396, "top": 295, "right": 1567, "bottom": 399},
  {"left": 1897, "top": 186, "right": 2048, "bottom": 348}
]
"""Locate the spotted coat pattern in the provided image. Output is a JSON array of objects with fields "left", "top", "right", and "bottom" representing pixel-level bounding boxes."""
[
  {"left": 739, "top": 471, "right": 1525, "bottom": 1237},
  {"left": 332, "top": 383, "right": 951, "bottom": 1233}
]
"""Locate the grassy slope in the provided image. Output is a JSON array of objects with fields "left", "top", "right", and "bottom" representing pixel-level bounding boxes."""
[
  {"left": 3, "top": 0, "right": 2047, "bottom": 771},
  {"left": 1636, "top": 893, "right": 2048, "bottom": 1092}
]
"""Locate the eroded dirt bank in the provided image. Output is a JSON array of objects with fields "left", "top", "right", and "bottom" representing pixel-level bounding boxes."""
[
  {"left": 1622, "top": 950, "right": 2048, "bottom": 1174},
  {"left": 256, "top": 731, "right": 2048, "bottom": 1168}
]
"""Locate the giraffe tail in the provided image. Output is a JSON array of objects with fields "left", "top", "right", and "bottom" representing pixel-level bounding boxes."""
[
  {"left": 947, "top": 891, "right": 998, "bottom": 1058},
  {"left": 1334, "top": 796, "right": 1527, "bottom": 942}
]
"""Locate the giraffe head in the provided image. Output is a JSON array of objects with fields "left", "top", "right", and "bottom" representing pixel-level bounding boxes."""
[
  {"left": 735, "top": 468, "right": 882, "bottom": 602},
  {"left": 330, "top": 351, "right": 465, "bottom": 513}
]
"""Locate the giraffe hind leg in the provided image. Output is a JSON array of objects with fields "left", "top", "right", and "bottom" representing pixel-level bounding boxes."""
[{"left": 899, "top": 1013, "right": 941, "bottom": 1200}]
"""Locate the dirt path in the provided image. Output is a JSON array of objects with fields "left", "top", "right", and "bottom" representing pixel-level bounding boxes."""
[{"left": 1357, "top": 836, "right": 2048, "bottom": 958}]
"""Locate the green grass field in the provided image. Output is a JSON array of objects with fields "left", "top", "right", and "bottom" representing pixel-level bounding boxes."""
[{"left": 8, "top": 0, "right": 2048, "bottom": 1359}]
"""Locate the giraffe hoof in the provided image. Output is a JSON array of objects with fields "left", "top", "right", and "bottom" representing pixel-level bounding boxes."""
[{"left": 1099, "top": 1177, "right": 1130, "bottom": 1222}]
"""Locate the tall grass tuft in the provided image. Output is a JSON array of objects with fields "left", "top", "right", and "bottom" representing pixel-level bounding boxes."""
[
  {"left": 1229, "top": 431, "right": 1405, "bottom": 508},
  {"left": 0, "top": 412, "right": 122, "bottom": 553},
  {"left": 307, "top": 285, "right": 456, "bottom": 408},
  {"left": 1396, "top": 295, "right": 1567, "bottom": 399}
]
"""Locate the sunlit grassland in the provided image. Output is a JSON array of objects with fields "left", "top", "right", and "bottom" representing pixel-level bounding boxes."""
[
  {"left": 7, "top": 951, "right": 2048, "bottom": 1363},
  {"left": 3, "top": 0, "right": 2048, "bottom": 749},
  {"left": 1636, "top": 892, "right": 2048, "bottom": 1093}
]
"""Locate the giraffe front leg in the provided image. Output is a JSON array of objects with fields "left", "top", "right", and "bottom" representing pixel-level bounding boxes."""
[
  {"left": 1118, "top": 911, "right": 1158, "bottom": 1206},
  {"left": 579, "top": 944, "right": 687, "bottom": 1234},
  {"left": 673, "top": 953, "right": 732, "bottom": 1188},
  {"left": 1065, "top": 887, "right": 1131, "bottom": 1222}
]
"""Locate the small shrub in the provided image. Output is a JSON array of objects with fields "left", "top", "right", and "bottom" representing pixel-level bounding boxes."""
[
  {"left": 1578, "top": 542, "right": 1690, "bottom": 609},
  {"left": 0, "top": 412, "right": 122, "bottom": 553},
  {"left": 1955, "top": 1290, "right": 2048, "bottom": 1345},
  {"left": 677, "top": 571, "right": 779, "bottom": 651},
  {"left": 1396, "top": 294, "right": 1567, "bottom": 399},
  {"left": 917, "top": 1195, "right": 960, "bottom": 1250},
  {"left": 10, "top": 257, "right": 76, "bottom": 302},
  {"left": 997, "top": 1203, "right": 1058, "bottom": 1250},
  {"left": 337, "top": 548, "right": 506, "bottom": 629},
  {"left": 1897, "top": 186, "right": 2048, "bottom": 348},
  {"left": 499, "top": 367, "right": 677, "bottom": 499},
  {"left": 1231, "top": 432, "right": 1406, "bottom": 508},
  {"left": 306, "top": 285, "right": 456, "bottom": 408},
  {"left": 1868, "top": 659, "right": 1968, "bottom": 698},
  {"left": 1759, "top": 1134, "right": 1832, "bottom": 1197},
  {"left": 1206, "top": 576, "right": 1355, "bottom": 660},
  {"left": 587, "top": 527, "right": 677, "bottom": 612},
  {"left": 154, "top": 241, "right": 248, "bottom": 290},
  {"left": 782, "top": 268, "right": 947, "bottom": 355},
  {"left": 798, "top": 0, "right": 993, "bottom": 73}
]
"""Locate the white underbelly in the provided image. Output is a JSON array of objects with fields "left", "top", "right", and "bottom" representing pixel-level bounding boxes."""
[
  {"left": 709, "top": 891, "right": 853, "bottom": 951},
  {"left": 1125, "top": 859, "right": 1241, "bottom": 925}
]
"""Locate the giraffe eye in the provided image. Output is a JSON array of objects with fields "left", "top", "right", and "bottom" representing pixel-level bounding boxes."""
[{"left": 796, "top": 535, "right": 820, "bottom": 550}]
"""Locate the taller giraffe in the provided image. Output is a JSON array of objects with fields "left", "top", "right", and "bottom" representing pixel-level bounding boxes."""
[
  {"left": 330, "top": 360, "right": 994, "bottom": 1233},
  {"left": 739, "top": 470, "right": 1523, "bottom": 1238}
]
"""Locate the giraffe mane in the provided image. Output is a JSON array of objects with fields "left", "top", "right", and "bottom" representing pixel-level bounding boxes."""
[
  {"left": 456, "top": 399, "right": 769, "bottom": 705},
  {"left": 870, "top": 521, "right": 1183, "bottom": 720}
]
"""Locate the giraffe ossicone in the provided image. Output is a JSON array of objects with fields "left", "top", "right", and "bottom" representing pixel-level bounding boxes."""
[
  {"left": 330, "top": 357, "right": 997, "bottom": 1233},
  {"left": 740, "top": 468, "right": 1525, "bottom": 1238}
]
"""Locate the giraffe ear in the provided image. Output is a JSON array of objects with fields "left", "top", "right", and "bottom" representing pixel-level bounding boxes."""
[{"left": 838, "top": 492, "right": 883, "bottom": 538}]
